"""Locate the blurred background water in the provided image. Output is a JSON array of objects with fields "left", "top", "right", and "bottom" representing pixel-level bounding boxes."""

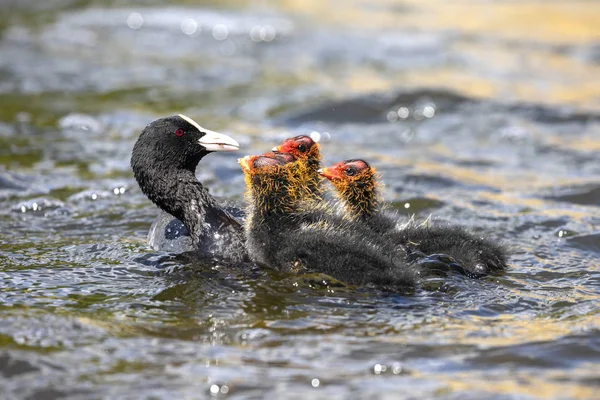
[{"left": 0, "top": 0, "right": 599, "bottom": 398}]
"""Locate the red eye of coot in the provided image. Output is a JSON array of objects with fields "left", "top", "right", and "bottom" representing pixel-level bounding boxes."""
[{"left": 175, "top": 129, "right": 184, "bottom": 137}]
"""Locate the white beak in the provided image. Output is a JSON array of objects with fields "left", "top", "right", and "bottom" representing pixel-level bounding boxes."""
[
  {"left": 198, "top": 129, "right": 240, "bottom": 152},
  {"left": 179, "top": 114, "right": 240, "bottom": 152}
]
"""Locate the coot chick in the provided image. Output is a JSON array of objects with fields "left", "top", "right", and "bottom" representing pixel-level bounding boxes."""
[
  {"left": 274, "top": 135, "right": 324, "bottom": 200},
  {"left": 320, "top": 159, "right": 508, "bottom": 276},
  {"left": 131, "top": 114, "right": 247, "bottom": 262},
  {"left": 240, "top": 153, "right": 416, "bottom": 291}
]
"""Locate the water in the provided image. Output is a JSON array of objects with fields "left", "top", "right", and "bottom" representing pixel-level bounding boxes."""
[{"left": 1, "top": 1, "right": 599, "bottom": 398}]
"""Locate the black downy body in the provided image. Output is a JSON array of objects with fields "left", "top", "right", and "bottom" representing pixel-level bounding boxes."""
[
  {"left": 243, "top": 155, "right": 417, "bottom": 291},
  {"left": 320, "top": 159, "right": 508, "bottom": 277}
]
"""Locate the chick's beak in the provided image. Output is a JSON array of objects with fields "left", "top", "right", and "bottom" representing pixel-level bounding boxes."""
[
  {"left": 238, "top": 155, "right": 253, "bottom": 171},
  {"left": 318, "top": 167, "right": 340, "bottom": 180}
]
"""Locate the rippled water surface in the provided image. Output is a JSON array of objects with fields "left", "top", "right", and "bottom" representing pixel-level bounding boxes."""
[{"left": 1, "top": 1, "right": 599, "bottom": 398}]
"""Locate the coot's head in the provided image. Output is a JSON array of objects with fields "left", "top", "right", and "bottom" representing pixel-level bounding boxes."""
[
  {"left": 239, "top": 152, "right": 294, "bottom": 175},
  {"left": 240, "top": 152, "right": 302, "bottom": 217},
  {"left": 319, "top": 159, "right": 374, "bottom": 186},
  {"left": 131, "top": 114, "right": 240, "bottom": 214},
  {"left": 319, "top": 159, "right": 379, "bottom": 216},
  {"left": 260, "top": 151, "right": 297, "bottom": 165},
  {"left": 132, "top": 114, "right": 240, "bottom": 175},
  {"left": 273, "top": 135, "right": 320, "bottom": 162},
  {"left": 240, "top": 153, "right": 289, "bottom": 199},
  {"left": 239, "top": 151, "right": 300, "bottom": 191}
]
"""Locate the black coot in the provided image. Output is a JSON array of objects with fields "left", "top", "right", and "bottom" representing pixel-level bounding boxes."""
[{"left": 131, "top": 114, "right": 247, "bottom": 262}]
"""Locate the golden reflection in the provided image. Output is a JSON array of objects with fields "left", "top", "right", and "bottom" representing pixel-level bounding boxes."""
[
  {"left": 405, "top": 157, "right": 600, "bottom": 194},
  {"left": 277, "top": 0, "right": 600, "bottom": 43},
  {"left": 438, "top": 367, "right": 596, "bottom": 399},
  {"left": 341, "top": 68, "right": 391, "bottom": 93},
  {"left": 544, "top": 136, "right": 600, "bottom": 153},
  {"left": 272, "top": 0, "right": 600, "bottom": 110},
  {"left": 382, "top": 313, "right": 600, "bottom": 348}
]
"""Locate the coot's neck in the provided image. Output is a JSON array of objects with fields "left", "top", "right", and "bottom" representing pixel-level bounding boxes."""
[
  {"left": 305, "top": 149, "right": 324, "bottom": 200},
  {"left": 338, "top": 178, "right": 380, "bottom": 220},
  {"left": 135, "top": 163, "right": 221, "bottom": 245},
  {"left": 247, "top": 169, "right": 298, "bottom": 225}
]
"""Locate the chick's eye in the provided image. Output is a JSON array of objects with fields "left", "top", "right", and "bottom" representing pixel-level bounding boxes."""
[
  {"left": 297, "top": 144, "right": 306, "bottom": 152},
  {"left": 175, "top": 129, "right": 184, "bottom": 137},
  {"left": 345, "top": 168, "right": 355, "bottom": 176}
]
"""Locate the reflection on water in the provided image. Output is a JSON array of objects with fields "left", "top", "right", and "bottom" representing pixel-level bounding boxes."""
[{"left": 0, "top": 0, "right": 599, "bottom": 398}]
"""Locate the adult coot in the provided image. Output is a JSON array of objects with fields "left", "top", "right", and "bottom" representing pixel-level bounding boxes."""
[{"left": 131, "top": 114, "right": 247, "bottom": 262}]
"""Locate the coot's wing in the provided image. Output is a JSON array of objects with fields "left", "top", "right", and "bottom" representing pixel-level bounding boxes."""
[
  {"left": 148, "top": 211, "right": 194, "bottom": 253},
  {"left": 147, "top": 198, "right": 246, "bottom": 253},
  {"left": 217, "top": 197, "right": 246, "bottom": 225}
]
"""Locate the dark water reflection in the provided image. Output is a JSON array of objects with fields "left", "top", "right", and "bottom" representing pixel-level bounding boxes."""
[{"left": 1, "top": 1, "right": 599, "bottom": 398}]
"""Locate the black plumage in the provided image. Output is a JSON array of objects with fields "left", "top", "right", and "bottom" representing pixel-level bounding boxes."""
[{"left": 131, "top": 114, "right": 247, "bottom": 262}]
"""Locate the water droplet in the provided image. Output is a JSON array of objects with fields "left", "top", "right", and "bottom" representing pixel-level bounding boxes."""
[
  {"left": 250, "top": 26, "right": 262, "bottom": 42},
  {"left": 16, "top": 112, "right": 31, "bottom": 123},
  {"left": 374, "top": 363, "right": 383, "bottom": 374},
  {"left": 398, "top": 107, "right": 410, "bottom": 119},
  {"left": 180, "top": 18, "right": 198, "bottom": 36},
  {"left": 386, "top": 111, "right": 399, "bottom": 122},
  {"left": 59, "top": 113, "right": 103, "bottom": 134},
  {"left": 404, "top": 203, "right": 410, "bottom": 209},
  {"left": 423, "top": 105, "right": 436, "bottom": 118},
  {"left": 113, "top": 188, "right": 119, "bottom": 195},
  {"left": 260, "top": 25, "right": 276, "bottom": 41},
  {"left": 126, "top": 12, "right": 144, "bottom": 30},
  {"left": 210, "top": 384, "right": 220, "bottom": 395},
  {"left": 220, "top": 385, "right": 229, "bottom": 394},
  {"left": 310, "top": 131, "right": 332, "bottom": 143},
  {"left": 311, "top": 378, "right": 320, "bottom": 387},
  {"left": 401, "top": 129, "right": 415, "bottom": 142},
  {"left": 212, "top": 24, "right": 228, "bottom": 40}
]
